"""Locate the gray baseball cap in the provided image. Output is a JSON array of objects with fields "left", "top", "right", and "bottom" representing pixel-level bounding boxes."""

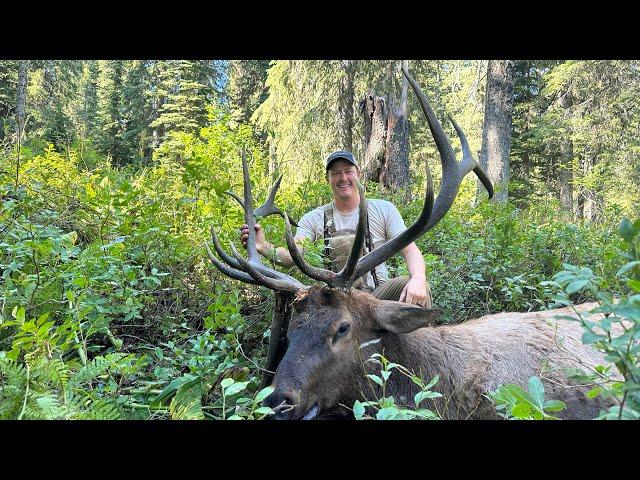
[{"left": 325, "top": 150, "right": 359, "bottom": 170}]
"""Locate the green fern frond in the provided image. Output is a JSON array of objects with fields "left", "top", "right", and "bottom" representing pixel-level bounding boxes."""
[
  {"left": 71, "top": 353, "right": 131, "bottom": 386},
  {"left": 0, "top": 353, "right": 26, "bottom": 389},
  {"left": 71, "top": 398, "right": 121, "bottom": 420}
]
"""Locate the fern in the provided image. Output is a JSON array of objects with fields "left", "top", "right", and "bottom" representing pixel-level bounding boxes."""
[
  {"left": 71, "top": 353, "right": 132, "bottom": 387},
  {"left": 0, "top": 351, "right": 135, "bottom": 419},
  {"left": 23, "top": 392, "right": 67, "bottom": 420},
  {"left": 71, "top": 398, "right": 121, "bottom": 420}
]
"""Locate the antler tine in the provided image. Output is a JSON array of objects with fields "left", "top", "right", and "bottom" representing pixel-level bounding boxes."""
[
  {"left": 449, "top": 115, "right": 494, "bottom": 200},
  {"left": 227, "top": 174, "right": 299, "bottom": 227},
  {"left": 229, "top": 242, "right": 305, "bottom": 292},
  {"left": 350, "top": 162, "right": 435, "bottom": 282},
  {"left": 240, "top": 149, "right": 262, "bottom": 264},
  {"left": 340, "top": 181, "right": 368, "bottom": 288},
  {"left": 204, "top": 241, "right": 260, "bottom": 285},
  {"left": 210, "top": 225, "right": 242, "bottom": 269},
  {"left": 211, "top": 224, "right": 298, "bottom": 282},
  {"left": 225, "top": 190, "right": 245, "bottom": 209},
  {"left": 283, "top": 212, "right": 338, "bottom": 285},
  {"left": 254, "top": 175, "right": 283, "bottom": 217},
  {"left": 208, "top": 149, "right": 308, "bottom": 293}
]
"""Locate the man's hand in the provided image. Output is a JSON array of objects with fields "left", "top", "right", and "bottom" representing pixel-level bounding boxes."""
[
  {"left": 399, "top": 276, "right": 429, "bottom": 307},
  {"left": 240, "top": 223, "right": 266, "bottom": 251}
]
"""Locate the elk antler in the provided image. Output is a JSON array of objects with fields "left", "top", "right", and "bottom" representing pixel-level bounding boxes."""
[
  {"left": 225, "top": 173, "right": 299, "bottom": 226},
  {"left": 205, "top": 150, "right": 306, "bottom": 293}
]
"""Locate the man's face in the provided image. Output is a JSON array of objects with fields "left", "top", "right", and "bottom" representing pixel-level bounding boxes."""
[{"left": 326, "top": 159, "right": 359, "bottom": 200}]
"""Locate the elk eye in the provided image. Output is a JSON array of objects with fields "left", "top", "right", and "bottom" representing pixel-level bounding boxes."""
[{"left": 333, "top": 322, "right": 351, "bottom": 343}]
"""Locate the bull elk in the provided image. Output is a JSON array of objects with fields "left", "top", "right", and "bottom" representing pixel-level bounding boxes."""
[{"left": 205, "top": 65, "right": 615, "bottom": 420}]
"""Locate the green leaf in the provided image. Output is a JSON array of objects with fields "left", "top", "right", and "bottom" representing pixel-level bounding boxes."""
[
  {"left": 353, "top": 400, "right": 365, "bottom": 420},
  {"left": 527, "top": 376, "right": 545, "bottom": 410},
  {"left": 220, "top": 378, "right": 234, "bottom": 389},
  {"left": 224, "top": 381, "right": 249, "bottom": 396},
  {"left": 582, "top": 330, "right": 605, "bottom": 344},
  {"left": 628, "top": 279, "right": 640, "bottom": 293},
  {"left": 566, "top": 279, "right": 589, "bottom": 294},
  {"left": 543, "top": 400, "right": 566, "bottom": 412},
  {"left": 254, "top": 386, "right": 275, "bottom": 403},
  {"left": 254, "top": 406, "right": 274, "bottom": 416},
  {"left": 366, "top": 374, "right": 384, "bottom": 387},
  {"left": 619, "top": 218, "right": 636, "bottom": 243},
  {"left": 13, "top": 306, "right": 25, "bottom": 323},
  {"left": 511, "top": 403, "right": 532, "bottom": 419},
  {"left": 376, "top": 407, "right": 398, "bottom": 420},
  {"left": 414, "top": 390, "right": 443, "bottom": 406},
  {"left": 617, "top": 261, "right": 640, "bottom": 278}
]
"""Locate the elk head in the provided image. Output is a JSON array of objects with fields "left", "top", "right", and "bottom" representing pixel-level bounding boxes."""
[{"left": 205, "top": 65, "right": 493, "bottom": 419}]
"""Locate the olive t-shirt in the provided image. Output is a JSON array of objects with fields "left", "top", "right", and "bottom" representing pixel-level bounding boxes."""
[{"left": 295, "top": 199, "right": 407, "bottom": 290}]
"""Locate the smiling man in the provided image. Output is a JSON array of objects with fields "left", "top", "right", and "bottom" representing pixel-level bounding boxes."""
[{"left": 241, "top": 150, "right": 431, "bottom": 306}]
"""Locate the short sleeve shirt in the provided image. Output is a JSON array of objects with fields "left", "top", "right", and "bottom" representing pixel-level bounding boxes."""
[{"left": 294, "top": 199, "right": 407, "bottom": 290}]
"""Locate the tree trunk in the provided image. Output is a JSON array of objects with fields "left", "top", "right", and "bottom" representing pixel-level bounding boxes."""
[
  {"left": 360, "top": 61, "right": 411, "bottom": 189},
  {"left": 554, "top": 89, "right": 575, "bottom": 215},
  {"left": 479, "top": 60, "right": 514, "bottom": 203},
  {"left": 337, "top": 60, "right": 357, "bottom": 152},
  {"left": 578, "top": 151, "right": 599, "bottom": 221},
  {"left": 558, "top": 138, "right": 574, "bottom": 214},
  {"left": 382, "top": 60, "right": 410, "bottom": 190},
  {"left": 360, "top": 92, "right": 387, "bottom": 183},
  {"left": 15, "top": 60, "right": 28, "bottom": 143}
]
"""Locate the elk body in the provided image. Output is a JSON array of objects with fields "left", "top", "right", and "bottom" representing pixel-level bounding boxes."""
[
  {"left": 206, "top": 65, "right": 614, "bottom": 420},
  {"left": 265, "top": 287, "right": 612, "bottom": 420}
]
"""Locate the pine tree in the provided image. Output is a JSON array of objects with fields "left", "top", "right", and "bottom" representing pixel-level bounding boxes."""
[
  {"left": 96, "top": 60, "right": 125, "bottom": 164},
  {"left": 0, "top": 61, "right": 18, "bottom": 144},
  {"left": 226, "top": 60, "right": 271, "bottom": 125},
  {"left": 149, "top": 60, "right": 216, "bottom": 141}
]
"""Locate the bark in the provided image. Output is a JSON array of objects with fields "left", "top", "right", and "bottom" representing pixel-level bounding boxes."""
[
  {"left": 360, "top": 61, "right": 411, "bottom": 189},
  {"left": 558, "top": 90, "right": 575, "bottom": 215},
  {"left": 479, "top": 60, "right": 514, "bottom": 203},
  {"left": 558, "top": 138, "right": 574, "bottom": 214},
  {"left": 337, "top": 60, "right": 357, "bottom": 152},
  {"left": 382, "top": 60, "right": 410, "bottom": 189},
  {"left": 360, "top": 92, "right": 387, "bottom": 183},
  {"left": 260, "top": 291, "right": 294, "bottom": 389},
  {"left": 578, "top": 152, "right": 599, "bottom": 221},
  {"left": 15, "top": 60, "right": 28, "bottom": 143}
]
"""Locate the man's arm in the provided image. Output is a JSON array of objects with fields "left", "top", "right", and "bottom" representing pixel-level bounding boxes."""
[
  {"left": 399, "top": 242, "right": 430, "bottom": 307},
  {"left": 240, "top": 223, "right": 306, "bottom": 268},
  {"left": 256, "top": 235, "right": 305, "bottom": 268}
]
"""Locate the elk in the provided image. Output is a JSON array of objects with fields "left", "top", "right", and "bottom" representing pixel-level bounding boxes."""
[{"left": 206, "top": 65, "right": 615, "bottom": 420}]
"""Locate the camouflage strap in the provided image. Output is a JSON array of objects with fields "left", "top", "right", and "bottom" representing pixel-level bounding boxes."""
[{"left": 323, "top": 204, "right": 336, "bottom": 270}]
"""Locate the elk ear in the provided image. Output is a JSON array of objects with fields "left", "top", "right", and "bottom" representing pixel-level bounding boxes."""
[{"left": 371, "top": 301, "right": 442, "bottom": 334}]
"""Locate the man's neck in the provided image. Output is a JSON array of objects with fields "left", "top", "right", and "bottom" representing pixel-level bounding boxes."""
[{"left": 333, "top": 192, "right": 360, "bottom": 214}]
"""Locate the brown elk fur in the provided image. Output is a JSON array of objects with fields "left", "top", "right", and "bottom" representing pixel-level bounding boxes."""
[{"left": 265, "top": 286, "right": 616, "bottom": 420}]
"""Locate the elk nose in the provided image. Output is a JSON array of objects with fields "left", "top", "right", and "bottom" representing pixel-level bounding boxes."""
[{"left": 264, "top": 388, "right": 299, "bottom": 420}]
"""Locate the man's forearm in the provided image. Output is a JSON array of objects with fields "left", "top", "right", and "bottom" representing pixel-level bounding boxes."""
[
  {"left": 257, "top": 242, "right": 296, "bottom": 267},
  {"left": 402, "top": 243, "right": 426, "bottom": 280}
]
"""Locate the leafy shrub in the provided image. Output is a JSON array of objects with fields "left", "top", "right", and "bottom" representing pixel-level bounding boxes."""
[
  {"left": 540, "top": 217, "right": 640, "bottom": 420},
  {"left": 489, "top": 376, "right": 566, "bottom": 420}
]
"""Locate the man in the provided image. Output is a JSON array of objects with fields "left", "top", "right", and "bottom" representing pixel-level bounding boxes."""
[{"left": 241, "top": 150, "right": 431, "bottom": 307}]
